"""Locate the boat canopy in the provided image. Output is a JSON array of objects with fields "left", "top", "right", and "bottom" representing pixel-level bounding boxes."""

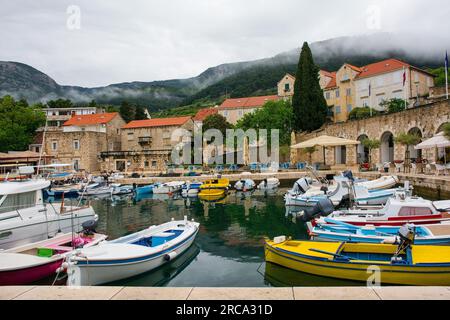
[{"left": 0, "top": 180, "right": 50, "bottom": 196}]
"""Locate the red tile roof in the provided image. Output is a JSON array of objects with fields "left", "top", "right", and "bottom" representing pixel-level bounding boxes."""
[
  {"left": 63, "top": 113, "right": 118, "bottom": 126},
  {"left": 355, "top": 59, "right": 410, "bottom": 79},
  {"left": 123, "top": 116, "right": 192, "bottom": 129},
  {"left": 193, "top": 108, "right": 218, "bottom": 122},
  {"left": 324, "top": 72, "right": 337, "bottom": 90},
  {"left": 219, "top": 95, "right": 279, "bottom": 110}
]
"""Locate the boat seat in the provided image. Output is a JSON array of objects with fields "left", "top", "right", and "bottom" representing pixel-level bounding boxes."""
[{"left": 44, "top": 245, "right": 73, "bottom": 252}]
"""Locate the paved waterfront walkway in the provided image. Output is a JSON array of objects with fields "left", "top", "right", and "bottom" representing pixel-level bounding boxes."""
[{"left": 2, "top": 286, "right": 450, "bottom": 300}]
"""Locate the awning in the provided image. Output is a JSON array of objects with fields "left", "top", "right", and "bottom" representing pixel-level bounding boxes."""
[
  {"left": 415, "top": 132, "right": 450, "bottom": 150},
  {"left": 291, "top": 135, "right": 360, "bottom": 149}
]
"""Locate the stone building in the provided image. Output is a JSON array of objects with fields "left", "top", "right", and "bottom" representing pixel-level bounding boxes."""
[
  {"left": 291, "top": 100, "right": 450, "bottom": 169},
  {"left": 43, "top": 112, "right": 125, "bottom": 173},
  {"left": 277, "top": 74, "right": 296, "bottom": 99},
  {"left": 100, "top": 116, "right": 194, "bottom": 173}
]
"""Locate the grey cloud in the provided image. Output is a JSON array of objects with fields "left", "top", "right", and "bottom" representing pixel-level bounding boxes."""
[{"left": 0, "top": 0, "right": 449, "bottom": 87}]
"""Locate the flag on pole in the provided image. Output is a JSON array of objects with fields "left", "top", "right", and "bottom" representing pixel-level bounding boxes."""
[
  {"left": 403, "top": 66, "right": 407, "bottom": 109},
  {"left": 368, "top": 81, "right": 372, "bottom": 116},
  {"left": 445, "top": 51, "right": 449, "bottom": 100}
]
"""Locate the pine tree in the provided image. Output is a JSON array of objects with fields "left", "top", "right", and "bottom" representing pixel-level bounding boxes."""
[
  {"left": 292, "top": 42, "right": 328, "bottom": 132},
  {"left": 134, "top": 105, "right": 148, "bottom": 120},
  {"left": 119, "top": 101, "right": 135, "bottom": 123}
]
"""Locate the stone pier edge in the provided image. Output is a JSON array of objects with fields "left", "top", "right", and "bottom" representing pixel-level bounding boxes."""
[{"left": 2, "top": 286, "right": 450, "bottom": 300}]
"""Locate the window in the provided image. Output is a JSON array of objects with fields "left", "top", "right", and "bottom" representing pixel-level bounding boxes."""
[
  {"left": 152, "top": 161, "right": 157, "bottom": 168},
  {"left": 144, "top": 161, "right": 149, "bottom": 167},
  {"left": 223, "top": 111, "right": 228, "bottom": 117},
  {"left": 0, "top": 191, "right": 36, "bottom": 214},
  {"left": 127, "top": 132, "right": 134, "bottom": 141},
  {"left": 335, "top": 90, "right": 340, "bottom": 98},
  {"left": 362, "top": 99, "right": 369, "bottom": 107},
  {"left": 346, "top": 88, "right": 351, "bottom": 96},
  {"left": 51, "top": 141, "right": 58, "bottom": 151},
  {"left": 238, "top": 110, "right": 243, "bottom": 117},
  {"left": 398, "top": 207, "right": 432, "bottom": 216},
  {"left": 335, "top": 106, "right": 341, "bottom": 114},
  {"left": 325, "top": 92, "right": 331, "bottom": 100},
  {"left": 73, "top": 159, "right": 80, "bottom": 171},
  {"left": 73, "top": 140, "right": 80, "bottom": 150},
  {"left": 347, "top": 104, "right": 352, "bottom": 113},
  {"left": 284, "top": 83, "right": 290, "bottom": 92},
  {"left": 163, "top": 138, "right": 171, "bottom": 146}
]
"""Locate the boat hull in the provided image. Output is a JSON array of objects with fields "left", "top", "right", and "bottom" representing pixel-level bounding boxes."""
[
  {"left": 67, "top": 225, "right": 199, "bottom": 286},
  {"left": 265, "top": 242, "right": 450, "bottom": 286},
  {"left": 0, "top": 258, "right": 63, "bottom": 286}
]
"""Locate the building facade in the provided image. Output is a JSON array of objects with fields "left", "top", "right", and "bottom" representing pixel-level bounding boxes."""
[
  {"left": 277, "top": 74, "right": 296, "bottom": 99},
  {"left": 43, "top": 113, "right": 125, "bottom": 173},
  {"left": 100, "top": 116, "right": 195, "bottom": 173},
  {"left": 323, "top": 64, "right": 361, "bottom": 123},
  {"left": 218, "top": 95, "right": 279, "bottom": 125},
  {"left": 291, "top": 100, "right": 450, "bottom": 168}
]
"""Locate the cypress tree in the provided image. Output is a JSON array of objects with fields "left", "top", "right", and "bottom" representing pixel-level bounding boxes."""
[{"left": 292, "top": 42, "right": 328, "bottom": 132}]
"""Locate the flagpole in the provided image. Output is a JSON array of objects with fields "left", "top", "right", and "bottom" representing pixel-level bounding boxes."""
[
  {"left": 446, "top": 51, "right": 449, "bottom": 100},
  {"left": 403, "top": 66, "right": 408, "bottom": 110}
]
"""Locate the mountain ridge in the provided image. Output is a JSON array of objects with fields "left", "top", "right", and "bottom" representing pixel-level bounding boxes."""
[{"left": 1, "top": 33, "right": 447, "bottom": 110}]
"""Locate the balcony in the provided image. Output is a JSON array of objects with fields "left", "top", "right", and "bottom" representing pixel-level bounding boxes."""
[{"left": 138, "top": 137, "right": 152, "bottom": 146}]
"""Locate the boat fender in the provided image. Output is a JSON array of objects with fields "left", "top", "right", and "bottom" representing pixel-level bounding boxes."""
[{"left": 164, "top": 252, "right": 178, "bottom": 261}]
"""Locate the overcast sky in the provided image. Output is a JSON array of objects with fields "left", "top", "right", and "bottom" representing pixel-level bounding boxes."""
[{"left": 1, "top": 0, "right": 449, "bottom": 87}]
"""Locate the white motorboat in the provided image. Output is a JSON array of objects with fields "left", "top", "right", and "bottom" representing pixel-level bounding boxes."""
[
  {"left": 234, "top": 179, "right": 256, "bottom": 191},
  {"left": 356, "top": 175, "right": 399, "bottom": 190},
  {"left": 285, "top": 176, "right": 398, "bottom": 208},
  {"left": 82, "top": 184, "right": 114, "bottom": 196},
  {"left": 257, "top": 178, "right": 280, "bottom": 190},
  {"left": 111, "top": 184, "right": 134, "bottom": 195},
  {"left": 181, "top": 182, "right": 203, "bottom": 197},
  {"left": 304, "top": 191, "right": 450, "bottom": 226},
  {"left": 0, "top": 179, "right": 98, "bottom": 250},
  {"left": 152, "top": 181, "right": 185, "bottom": 194},
  {"left": 66, "top": 218, "right": 200, "bottom": 286}
]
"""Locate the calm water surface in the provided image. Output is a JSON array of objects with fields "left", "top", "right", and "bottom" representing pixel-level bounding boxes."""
[{"left": 74, "top": 186, "right": 439, "bottom": 288}]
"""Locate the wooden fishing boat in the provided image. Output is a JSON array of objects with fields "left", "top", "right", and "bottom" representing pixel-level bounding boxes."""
[
  {"left": 66, "top": 218, "right": 199, "bottom": 286},
  {"left": 198, "top": 178, "right": 230, "bottom": 198},
  {"left": 0, "top": 229, "right": 106, "bottom": 285},
  {"left": 307, "top": 218, "right": 450, "bottom": 245},
  {"left": 265, "top": 237, "right": 450, "bottom": 285}
]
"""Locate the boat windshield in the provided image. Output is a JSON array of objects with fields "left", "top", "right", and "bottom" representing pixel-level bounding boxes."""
[{"left": 0, "top": 191, "right": 37, "bottom": 214}]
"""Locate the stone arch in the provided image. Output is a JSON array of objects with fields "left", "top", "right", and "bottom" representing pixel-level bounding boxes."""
[
  {"left": 437, "top": 122, "right": 449, "bottom": 134},
  {"left": 380, "top": 131, "right": 394, "bottom": 163},
  {"left": 357, "top": 134, "right": 369, "bottom": 164},
  {"left": 407, "top": 127, "right": 423, "bottom": 161}
]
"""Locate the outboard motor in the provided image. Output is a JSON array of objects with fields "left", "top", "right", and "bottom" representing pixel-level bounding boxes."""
[
  {"left": 393, "top": 224, "right": 416, "bottom": 260},
  {"left": 292, "top": 178, "right": 311, "bottom": 195},
  {"left": 299, "top": 198, "right": 335, "bottom": 222},
  {"left": 342, "top": 170, "right": 354, "bottom": 182},
  {"left": 81, "top": 219, "right": 98, "bottom": 236}
]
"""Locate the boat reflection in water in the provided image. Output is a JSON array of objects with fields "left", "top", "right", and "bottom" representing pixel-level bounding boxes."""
[
  {"left": 106, "top": 244, "right": 201, "bottom": 287},
  {"left": 264, "top": 262, "right": 361, "bottom": 287}
]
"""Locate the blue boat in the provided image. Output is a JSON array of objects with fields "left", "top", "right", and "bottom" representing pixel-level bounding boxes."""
[
  {"left": 307, "top": 218, "right": 450, "bottom": 245},
  {"left": 135, "top": 184, "right": 159, "bottom": 196},
  {"left": 44, "top": 188, "right": 79, "bottom": 199}
]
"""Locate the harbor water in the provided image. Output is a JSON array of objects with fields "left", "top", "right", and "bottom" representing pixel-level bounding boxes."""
[{"left": 44, "top": 185, "right": 438, "bottom": 288}]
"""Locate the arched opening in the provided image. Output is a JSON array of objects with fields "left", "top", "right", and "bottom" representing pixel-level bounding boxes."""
[
  {"left": 380, "top": 131, "right": 394, "bottom": 164},
  {"left": 357, "top": 134, "right": 369, "bottom": 164},
  {"left": 408, "top": 127, "right": 422, "bottom": 162},
  {"left": 436, "top": 122, "right": 450, "bottom": 163}
]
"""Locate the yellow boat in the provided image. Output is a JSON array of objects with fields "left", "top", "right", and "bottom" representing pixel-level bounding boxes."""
[
  {"left": 198, "top": 178, "right": 230, "bottom": 200},
  {"left": 265, "top": 238, "right": 450, "bottom": 286}
]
